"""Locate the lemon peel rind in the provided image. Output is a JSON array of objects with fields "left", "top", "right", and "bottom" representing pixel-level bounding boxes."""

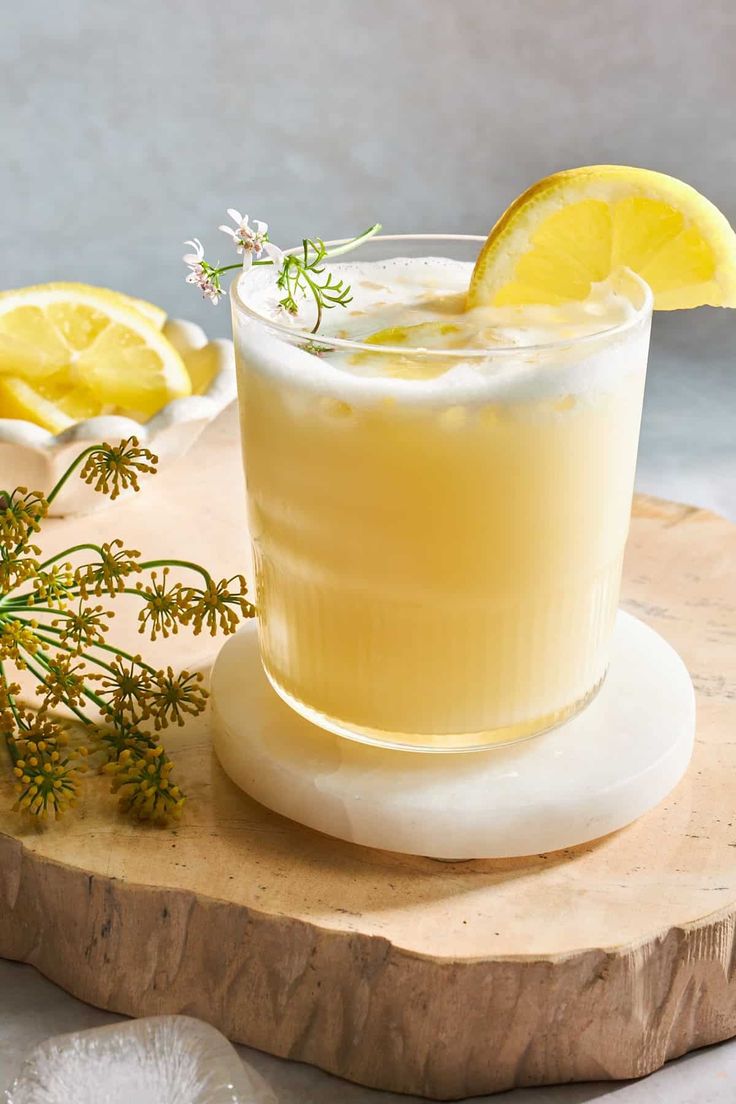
[{"left": 0, "top": 282, "right": 167, "bottom": 329}]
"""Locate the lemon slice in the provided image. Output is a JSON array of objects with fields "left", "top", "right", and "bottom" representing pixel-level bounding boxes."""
[
  {"left": 36, "top": 283, "right": 167, "bottom": 329},
  {"left": 364, "top": 322, "right": 464, "bottom": 349},
  {"left": 350, "top": 322, "right": 468, "bottom": 380},
  {"left": 0, "top": 377, "right": 74, "bottom": 434},
  {"left": 0, "top": 284, "right": 188, "bottom": 430},
  {"left": 469, "top": 166, "right": 736, "bottom": 310}
]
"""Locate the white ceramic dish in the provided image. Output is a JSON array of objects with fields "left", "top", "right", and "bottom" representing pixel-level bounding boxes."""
[{"left": 0, "top": 319, "right": 236, "bottom": 516}]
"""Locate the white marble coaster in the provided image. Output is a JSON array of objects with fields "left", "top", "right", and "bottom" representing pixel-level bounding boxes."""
[{"left": 211, "top": 612, "right": 695, "bottom": 859}]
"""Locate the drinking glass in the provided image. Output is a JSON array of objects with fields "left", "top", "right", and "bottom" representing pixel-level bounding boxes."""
[{"left": 230, "top": 235, "right": 652, "bottom": 751}]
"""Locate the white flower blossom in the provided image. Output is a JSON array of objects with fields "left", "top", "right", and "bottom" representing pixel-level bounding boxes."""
[
  {"left": 182, "top": 239, "right": 222, "bottom": 304},
  {"left": 182, "top": 238, "right": 205, "bottom": 268},
  {"left": 218, "top": 210, "right": 284, "bottom": 270}
]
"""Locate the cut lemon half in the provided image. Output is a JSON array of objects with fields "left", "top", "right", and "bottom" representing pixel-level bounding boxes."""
[
  {"left": 0, "top": 283, "right": 188, "bottom": 431},
  {"left": 469, "top": 166, "right": 736, "bottom": 310}
]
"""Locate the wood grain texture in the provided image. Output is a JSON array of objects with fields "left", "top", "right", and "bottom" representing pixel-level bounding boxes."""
[{"left": 1, "top": 411, "right": 735, "bottom": 1099}]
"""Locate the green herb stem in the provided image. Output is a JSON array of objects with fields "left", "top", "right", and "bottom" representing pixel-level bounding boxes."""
[
  {"left": 138, "top": 558, "right": 212, "bottom": 583},
  {"left": 46, "top": 451, "right": 100, "bottom": 505},
  {"left": 24, "top": 645, "right": 108, "bottom": 716},
  {"left": 12, "top": 616, "right": 156, "bottom": 675}
]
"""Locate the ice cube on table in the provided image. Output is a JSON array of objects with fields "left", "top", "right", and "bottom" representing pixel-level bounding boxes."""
[{"left": 6, "top": 1015, "right": 275, "bottom": 1104}]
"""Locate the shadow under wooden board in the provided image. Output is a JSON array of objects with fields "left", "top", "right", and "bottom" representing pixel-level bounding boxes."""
[{"left": 0, "top": 417, "right": 734, "bottom": 1099}]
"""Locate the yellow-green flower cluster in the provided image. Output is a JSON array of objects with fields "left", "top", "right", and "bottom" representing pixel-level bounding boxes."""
[
  {"left": 106, "top": 744, "right": 185, "bottom": 823},
  {"left": 0, "top": 437, "right": 256, "bottom": 827},
  {"left": 11, "top": 733, "right": 85, "bottom": 817},
  {"left": 0, "top": 487, "right": 47, "bottom": 545},
  {"left": 0, "top": 488, "right": 44, "bottom": 592},
  {"left": 79, "top": 540, "right": 141, "bottom": 597},
  {"left": 79, "top": 438, "right": 157, "bottom": 500},
  {"left": 0, "top": 695, "right": 88, "bottom": 819},
  {"left": 183, "top": 576, "right": 255, "bottom": 636},
  {"left": 0, "top": 620, "right": 41, "bottom": 667}
]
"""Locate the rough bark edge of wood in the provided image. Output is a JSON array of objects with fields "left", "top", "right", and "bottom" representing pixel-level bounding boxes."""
[{"left": 2, "top": 835, "right": 735, "bottom": 1100}]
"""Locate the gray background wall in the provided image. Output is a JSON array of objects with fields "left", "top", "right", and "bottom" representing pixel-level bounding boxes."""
[{"left": 2, "top": 0, "right": 735, "bottom": 514}]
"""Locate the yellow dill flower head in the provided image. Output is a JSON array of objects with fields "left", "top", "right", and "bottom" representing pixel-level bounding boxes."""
[
  {"left": 183, "top": 576, "right": 256, "bottom": 637},
  {"left": 31, "top": 562, "right": 76, "bottom": 607},
  {"left": 0, "top": 621, "right": 41, "bottom": 667},
  {"left": 53, "top": 600, "right": 114, "bottom": 653},
  {"left": 147, "top": 667, "right": 208, "bottom": 730},
  {"left": 108, "top": 744, "right": 185, "bottom": 824},
  {"left": 13, "top": 747, "right": 82, "bottom": 818},
  {"left": 97, "top": 655, "right": 153, "bottom": 722},
  {"left": 36, "top": 654, "right": 91, "bottom": 709},
  {"left": 0, "top": 544, "right": 41, "bottom": 593},
  {"left": 0, "top": 488, "right": 48, "bottom": 547},
  {"left": 0, "top": 681, "right": 22, "bottom": 734},
  {"left": 78, "top": 539, "right": 141, "bottom": 597},
  {"left": 136, "top": 568, "right": 189, "bottom": 640},
  {"left": 11, "top": 714, "right": 85, "bottom": 819},
  {"left": 79, "top": 437, "right": 158, "bottom": 500}
]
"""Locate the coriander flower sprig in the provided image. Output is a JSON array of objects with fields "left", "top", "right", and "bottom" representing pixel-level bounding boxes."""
[
  {"left": 183, "top": 213, "right": 381, "bottom": 333},
  {"left": 182, "top": 239, "right": 222, "bottom": 305},
  {"left": 218, "top": 210, "right": 284, "bottom": 269}
]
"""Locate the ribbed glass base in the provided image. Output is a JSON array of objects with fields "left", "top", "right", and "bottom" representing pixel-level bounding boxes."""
[{"left": 263, "top": 665, "right": 607, "bottom": 753}]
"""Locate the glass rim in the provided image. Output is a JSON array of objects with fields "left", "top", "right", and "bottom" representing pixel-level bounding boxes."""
[{"left": 230, "top": 233, "right": 654, "bottom": 358}]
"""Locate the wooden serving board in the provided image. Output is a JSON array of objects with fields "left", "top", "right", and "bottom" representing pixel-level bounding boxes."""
[{"left": 1, "top": 409, "right": 735, "bottom": 1100}]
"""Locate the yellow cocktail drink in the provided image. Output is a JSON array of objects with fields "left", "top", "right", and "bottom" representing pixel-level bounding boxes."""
[{"left": 232, "top": 238, "right": 652, "bottom": 749}]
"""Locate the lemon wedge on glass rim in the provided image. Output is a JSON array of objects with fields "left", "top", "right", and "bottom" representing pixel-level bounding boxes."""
[
  {"left": 468, "top": 165, "right": 736, "bottom": 310},
  {"left": 0, "top": 282, "right": 188, "bottom": 433}
]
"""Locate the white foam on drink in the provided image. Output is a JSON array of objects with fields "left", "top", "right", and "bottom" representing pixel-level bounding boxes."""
[{"left": 235, "top": 257, "right": 650, "bottom": 406}]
